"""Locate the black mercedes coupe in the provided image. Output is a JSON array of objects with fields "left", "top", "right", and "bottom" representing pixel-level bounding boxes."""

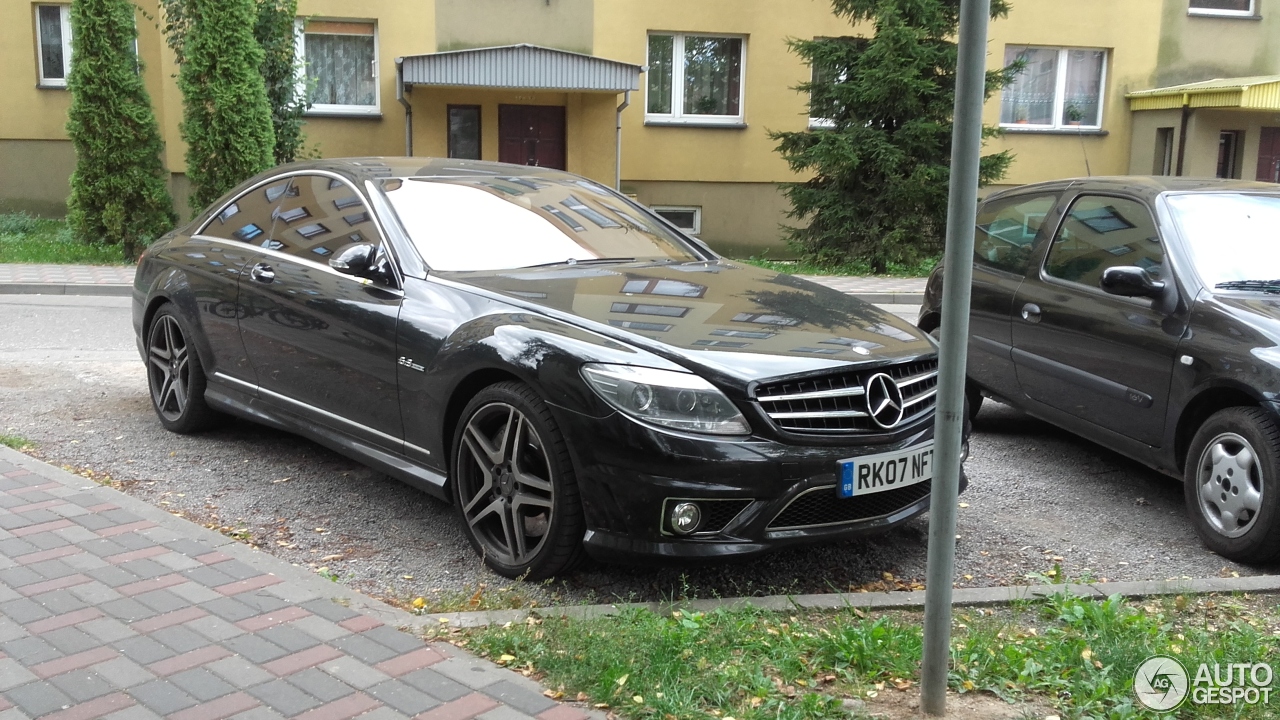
[
  {"left": 919, "top": 176, "right": 1280, "bottom": 566},
  {"left": 134, "top": 158, "right": 952, "bottom": 579}
]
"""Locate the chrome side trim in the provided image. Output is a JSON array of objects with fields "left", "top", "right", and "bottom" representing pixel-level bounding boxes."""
[
  {"left": 253, "top": 383, "right": 404, "bottom": 448},
  {"left": 404, "top": 441, "right": 432, "bottom": 457},
  {"left": 757, "top": 386, "right": 866, "bottom": 402},
  {"left": 211, "top": 371, "right": 258, "bottom": 394}
]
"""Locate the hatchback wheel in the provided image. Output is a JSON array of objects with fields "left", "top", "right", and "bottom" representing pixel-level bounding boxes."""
[
  {"left": 451, "top": 382, "right": 586, "bottom": 579},
  {"left": 1184, "top": 407, "right": 1280, "bottom": 564},
  {"left": 147, "top": 304, "right": 220, "bottom": 433}
]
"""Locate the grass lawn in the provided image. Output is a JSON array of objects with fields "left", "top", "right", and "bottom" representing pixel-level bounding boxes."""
[
  {"left": 0, "top": 435, "right": 32, "bottom": 450},
  {"left": 459, "top": 592, "right": 1280, "bottom": 719},
  {"left": 0, "top": 213, "right": 130, "bottom": 264},
  {"left": 738, "top": 254, "right": 938, "bottom": 278}
]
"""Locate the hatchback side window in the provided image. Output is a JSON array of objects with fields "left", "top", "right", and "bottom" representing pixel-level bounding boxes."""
[
  {"left": 267, "top": 174, "right": 381, "bottom": 261},
  {"left": 974, "top": 193, "right": 1057, "bottom": 275},
  {"left": 201, "top": 179, "right": 294, "bottom": 243},
  {"left": 1044, "top": 195, "right": 1163, "bottom": 288}
]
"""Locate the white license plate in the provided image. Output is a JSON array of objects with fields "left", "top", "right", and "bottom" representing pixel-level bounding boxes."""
[{"left": 837, "top": 441, "right": 934, "bottom": 498}]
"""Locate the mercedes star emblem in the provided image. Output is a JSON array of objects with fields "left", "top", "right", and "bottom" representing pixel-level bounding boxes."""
[{"left": 865, "top": 372, "right": 905, "bottom": 429}]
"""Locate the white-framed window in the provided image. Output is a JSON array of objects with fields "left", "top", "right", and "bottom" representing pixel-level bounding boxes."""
[
  {"left": 646, "top": 32, "right": 745, "bottom": 125},
  {"left": 1000, "top": 46, "right": 1107, "bottom": 130},
  {"left": 1189, "top": 0, "right": 1256, "bottom": 16},
  {"left": 652, "top": 206, "right": 701, "bottom": 235},
  {"left": 296, "top": 19, "right": 379, "bottom": 116},
  {"left": 35, "top": 4, "right": 72, "bottom": 88}
]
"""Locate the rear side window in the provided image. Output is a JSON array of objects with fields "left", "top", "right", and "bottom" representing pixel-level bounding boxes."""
[
  {"left": 974, "top": 193, "right": 1057, "bottom": 275},
  {"left": 1044, "top": 195, "right": 1163, "bottom": 287},
  {"left": 201, "top": 179, "right": 294, "bottom": 243},
  {"left": 267, "top": 174, "right": 381, "bottom": 259}
]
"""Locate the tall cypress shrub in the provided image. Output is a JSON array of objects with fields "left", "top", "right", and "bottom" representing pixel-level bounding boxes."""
[
  {"left": 178, "top": 0, "right": 275, "bottom": 211},
  {"left": 162, "top": 0, "right": 306, "bottom": 165},
  {"left": 65, "top": 0, "right": 176, "bottom": 259},
  {"left": 771, "top": 0, "right": 1017, "bottom": 273}
]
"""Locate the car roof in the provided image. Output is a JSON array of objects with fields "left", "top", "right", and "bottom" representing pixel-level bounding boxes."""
[
  {"left": 985, "top": 176, "right": 1280, "bottom": 204},
  {"left": 265, "top": 157, "right": 582, "bottom": 185}
]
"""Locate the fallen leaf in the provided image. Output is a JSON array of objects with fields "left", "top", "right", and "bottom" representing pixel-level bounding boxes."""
[
  {"left": 615, "top": 674, "right": 629, "bottom": 687},
  {"left": 632, "top": 695, "right": 644, "bottom": 704},
  {"left": 958, "top": 502, "right": 969, "bottom": 508},
  {"left": 402, "top": 575, "right": 414, "bottom": 580},
  {"left": 412, "top": 597, "right": 426, "bottom": 609},
  {"left": 497, "top": 654, "right": 515, "bottom": 665},
  {"left": 321, "top": 554, "right": 343, "bottom": 561}
]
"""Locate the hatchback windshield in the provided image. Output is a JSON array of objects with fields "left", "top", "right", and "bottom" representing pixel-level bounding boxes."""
[
  {"left": 1166, "top": 193, "right": 1280, "bottom": 287},
  {"left": 380, "top": 176, "right": 701, "bottom": 272}
]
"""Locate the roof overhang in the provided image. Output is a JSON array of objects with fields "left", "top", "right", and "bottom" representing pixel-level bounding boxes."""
[
  {"left": 397, "top": 44, "right": 641, "bottom": 93},
  {"left": 1127, "top": 75, "right": 1280, "bottom": 111}
]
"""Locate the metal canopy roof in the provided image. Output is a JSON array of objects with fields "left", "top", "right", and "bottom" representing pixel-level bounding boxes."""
[
  {"left": 399, "top": 44, "right": 641, "bottom": 92},
  {"left": 1127, "top": 75, "right": 1280, "bottom": 111}
]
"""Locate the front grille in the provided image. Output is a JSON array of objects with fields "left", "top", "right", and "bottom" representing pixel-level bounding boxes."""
[
  {"left": 767, "top": 481, "right": 932, "bottom": 530},
  {"left": 754, "top": 358, "right": 938, "bottom": 434},
  {"left": 662, "top": 498, "right": 752, "bottom": 535}
]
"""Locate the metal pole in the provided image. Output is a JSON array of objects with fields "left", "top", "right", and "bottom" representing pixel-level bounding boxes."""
[{"left": 921, "top": 0, "right": 989, "bottom": 715}]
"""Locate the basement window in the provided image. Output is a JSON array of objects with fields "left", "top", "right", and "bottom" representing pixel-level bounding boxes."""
[
  {"left": 1189, "top": 0, "right": 1256, "bottom": 17},
  {"left": 652, "top": 206, "right": 701, "bottom": 235},
  {"left": 35, "top": 5, "right": 72, "bottom": 88}
]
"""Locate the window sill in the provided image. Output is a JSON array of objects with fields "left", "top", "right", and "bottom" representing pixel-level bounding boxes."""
[
  {"left": 304, "top": 108, "right": 382, "bottom": 119},
  {"left": 1000, "top": 126, "right": 1109, "bottom": 136},
  {"left": 35, "top": 83, "right": 68, "bottom": 90},
  {"left": 644, "top": 119, "right": 747, "bottom": 129},
  {"left": 1187, "top": 10, "right": 1261, "bottom": 19}
]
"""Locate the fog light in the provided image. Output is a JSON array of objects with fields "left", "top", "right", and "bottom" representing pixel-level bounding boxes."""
[
  {"left": 960, "top": 440, "right": 970, "bottom": 464},
  {"left": 670, "top": 502, "right": 702, "bottom": 535}
]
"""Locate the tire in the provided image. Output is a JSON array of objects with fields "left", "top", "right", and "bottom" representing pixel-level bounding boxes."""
[
  {"left": 927, "top": 326, "right": 983, "bottom": 422},
  {"left": 145, "top": 303, "right": 221, "bottom": 434},
  {"left": 450, "top": 381, "right": 587, "bottom": 579},
  {"left": 1184, "top": 407, "right": 1280, "bottom": 564}
]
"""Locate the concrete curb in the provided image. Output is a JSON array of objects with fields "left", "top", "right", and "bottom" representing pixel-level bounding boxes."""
[
  {"left": 0, "top": 282, "right": 132, "bottom": 296},
  {"left": 853, "top": 292, "right": 924, "bottom": 305}
]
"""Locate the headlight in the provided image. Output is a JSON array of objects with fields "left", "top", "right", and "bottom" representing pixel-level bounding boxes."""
[{"left": 581, "top": 364, "right": 751, "bottom": 435}]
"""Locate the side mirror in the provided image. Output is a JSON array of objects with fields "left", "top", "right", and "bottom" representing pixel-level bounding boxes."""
[
  {"left": 1101, "top": 266, "right": 1165, "bottom": 299},
  {"left": 330, "top": 243, "right": 378, "bottom": 278}
]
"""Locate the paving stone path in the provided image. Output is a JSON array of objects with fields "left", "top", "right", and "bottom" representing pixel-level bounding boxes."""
[{"left": 0, "top": 447, "right": 600, "bottom": 720}]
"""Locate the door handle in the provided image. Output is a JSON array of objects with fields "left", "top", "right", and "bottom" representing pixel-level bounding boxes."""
[
  {"left": 250, "top": 263, "right": 275, "bottom": 284},
  {"left": 1020, "top": 303, "right": 1042, "bottom": 323}
]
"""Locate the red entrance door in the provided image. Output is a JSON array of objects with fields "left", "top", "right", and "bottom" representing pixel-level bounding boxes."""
[
  {"left": 498, "top": 105, "right": 566, "bottom": 170},
  {"left": 1257, "top": 127, "right": 1280, "bottom": 183}
]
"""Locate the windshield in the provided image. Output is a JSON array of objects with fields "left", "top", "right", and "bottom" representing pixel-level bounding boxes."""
[
  {"left": 380, "top": 175, "right": 702, "bottom": 272},
  {"left": 1166, "top": 193, "right": 1280, "bottom": 287}
]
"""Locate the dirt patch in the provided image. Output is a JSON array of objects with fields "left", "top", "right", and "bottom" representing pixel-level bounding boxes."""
[{"left": 859, "top": 690, "right": 1056, "bottom": 719}]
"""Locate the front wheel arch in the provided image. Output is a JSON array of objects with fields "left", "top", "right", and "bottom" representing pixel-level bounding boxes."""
[{"left": 1174, "top": 386, "right": 1264, "bottom": 473}]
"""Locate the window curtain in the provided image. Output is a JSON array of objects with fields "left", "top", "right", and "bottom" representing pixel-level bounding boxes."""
[
  {"left": 647, "top": 35, "right": 674, "bottom": 114},
  {"left": 683, "top": 37, "right": 741, "bottom": 116},
  {"left": 1062, "top": 50, "right": 1104, "bottom": 126},
  {"left": 1000, "top": 47, "right": 1057, "bottom": 125},
  {"left": 1191, "top": 0, "right": 1252, "bottom": 11},
  {"left": 306, "top": 32, "right": 375, "bottom": 106}
]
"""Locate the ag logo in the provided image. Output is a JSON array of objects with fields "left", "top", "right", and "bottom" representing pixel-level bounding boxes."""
[{"left": 1134, "top": 655, "right": 1189, "bottom": 711}]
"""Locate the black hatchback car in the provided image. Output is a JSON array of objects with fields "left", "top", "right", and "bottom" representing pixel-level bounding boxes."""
[
  {"left": 919, "top": 176, "right": 1280, "bottom": 565},
  {"left": 134, "top": 158, "right": 954, "bottom": 579}
]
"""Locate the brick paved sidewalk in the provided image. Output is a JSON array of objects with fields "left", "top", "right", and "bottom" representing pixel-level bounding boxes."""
[
  {"left": 0, "top": 265, "right": 135, "bottom": 285},
  {"left": 0, "top": 447, "right": 601, "bottom": 720}
]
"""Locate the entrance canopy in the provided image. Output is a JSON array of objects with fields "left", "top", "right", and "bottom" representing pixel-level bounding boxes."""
[
  {"left": 398, "top": 44, "right": 641, "bottom": 92},
  {"left": 1128, "top": 75, "right": 1280, "bottom": 111}
]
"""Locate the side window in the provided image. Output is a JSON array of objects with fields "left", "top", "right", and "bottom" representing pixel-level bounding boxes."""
[
  {"left": 974, "top": 194, "right": 1057, "bottom": 275},
  {"left": 1044, "top": 195, "right": 1163, "bottom": 288},
  {"left": 201, "top": 179, "right": 293, "bottom": 243},
  {"left": 267, "top": 174, "right": 381, "bottom": 260}
]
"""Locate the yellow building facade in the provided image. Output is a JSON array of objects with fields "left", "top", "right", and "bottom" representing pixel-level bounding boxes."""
[{"left": 3, "top": 0, "right": 1278, "bottom": 255}]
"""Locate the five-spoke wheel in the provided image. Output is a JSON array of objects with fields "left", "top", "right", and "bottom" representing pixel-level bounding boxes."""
[
  {"left": 146, "top": 304, "right": 219, "bottom": 433},
  {"left": 452, "top": 382, "right": 585, "bottom": 579},
  {"left": 1185, "top": 407, "right": 1280, "bottom": 564}
]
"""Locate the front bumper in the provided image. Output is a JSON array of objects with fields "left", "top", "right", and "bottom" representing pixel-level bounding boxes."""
[{"left": 552, "top": 404, "right": 967, "bottom": 563}]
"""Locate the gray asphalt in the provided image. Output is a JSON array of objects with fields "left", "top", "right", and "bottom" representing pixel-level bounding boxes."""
[{"left": 0, "top": 294, "right": 1272, "bottom": 610}]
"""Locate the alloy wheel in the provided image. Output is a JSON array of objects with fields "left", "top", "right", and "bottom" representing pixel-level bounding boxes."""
[
  {"left": 457, "top": 402, "right": 556, "bottom": 567},
  {"left": 1195, "top": 431, "right": 1264, "bottom": 538},
  {"left": 147, "top": 315, "right": 191, "bottom": 422}
]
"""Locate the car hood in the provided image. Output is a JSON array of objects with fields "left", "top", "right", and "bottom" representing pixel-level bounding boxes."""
[{"left": 443, "top": 260, "right": 935, "bottom": 383}]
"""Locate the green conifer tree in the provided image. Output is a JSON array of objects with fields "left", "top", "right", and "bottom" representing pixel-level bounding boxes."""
[
  {"left": 65, "top": 0, "right": 176, "bottom": 259},
  {"left": 771, "top": 0, "right": 1018, "bottom": 273},
  {"left": 178, "top": 0, "right": 276, "bottom": 211}
]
